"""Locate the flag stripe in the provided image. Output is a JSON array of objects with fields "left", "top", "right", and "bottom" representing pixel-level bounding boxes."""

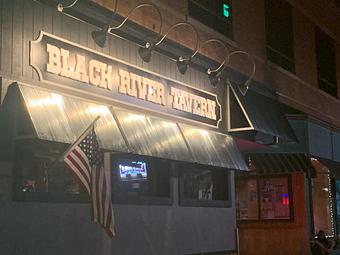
[
  {"left": 101, "top": 171, "right": 107, "bottom": 225},
  {"left": 95, "top": 165, "right": 101, "bottom": 223},
  {"left": 104, "top": 169, "right": 110, "bottom": 228},
  {"left": 73, "top": 147, "right": 91, "bottom": 178},
  {"left": 96, "top": 166, "right": 103, "bottom": 225},
  {"left": 106, "top": 204, "right": 114, "bottom": 235},
  {"left": 63, "top": 125, "right": 115, "bottom": 238},
  {"left": 66, "top": 152, "right": 91, "bottom": 188},
  {"left": 67, "top": 152, "right": 91, "bottom": 185},
  {"left": 91, "top": 167, "right": 98, "bottom": 222},
  {"left": 64, "top": 158, "right": 91, "bottom": 194},
  {"left": 103, "top": 165, "right": 114, "bottom": 236}
]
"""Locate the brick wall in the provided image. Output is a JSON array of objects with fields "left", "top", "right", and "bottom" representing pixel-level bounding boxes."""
[{"left": 92, "top": 0, "right": 340, "bottom": 128}]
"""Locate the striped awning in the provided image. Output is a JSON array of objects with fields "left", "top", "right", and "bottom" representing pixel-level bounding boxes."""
[{"left": 248, "top": 153, "right": 316, "bottom": 176}]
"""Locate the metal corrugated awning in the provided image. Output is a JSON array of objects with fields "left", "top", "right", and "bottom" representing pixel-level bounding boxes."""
[
  {"left": 227, "top": 80, "right": 297, "bottom": 143},
  {"left": 111, "top": 107, "right": 193, "bottom": 162},
  {"left": 179, "top": 124, "right": 247, "bottom": 170},
  {"left": 248, "top": 153, "right": 315, "bottom": 176},
  {"left": 111, "top": 108, "right": 247, "bottom": 169},
  {"left": 18, "top": 84, "right": 128, "bottom": 151},
  {"left": 3, "top": 83, "right": 248, "bottom": 170}
]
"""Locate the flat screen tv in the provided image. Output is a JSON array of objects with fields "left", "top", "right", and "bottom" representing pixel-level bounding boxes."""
[{"left": 118, "top": 160, "right": 147, "bottom": 181}]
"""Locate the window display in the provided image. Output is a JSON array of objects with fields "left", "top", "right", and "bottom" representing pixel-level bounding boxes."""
[
  {"left": 236, "top": 175, "right": 291, "bottom": 221},
  {"left": 236, "top": 179, "right": 259, "bottom": 220},
  {"left": 179, "top": 164, "right": 230, "bottom": 207},
  {"left": 259, "top": 177, "right": 290, "bottom": 220},
  {"left": 111, "top": 153, "right": 171, "bottom": 205},
  {"left": 14, "top": 141, "right": 89, "bottom": 203}
]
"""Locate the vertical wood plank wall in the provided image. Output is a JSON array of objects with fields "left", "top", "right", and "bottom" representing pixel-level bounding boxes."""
[
  {"left": 237, "top": 172, "right": 310, "bottom": 255},
  {"left": 0, "top": 0, "right": 214, "bottom": 97}
]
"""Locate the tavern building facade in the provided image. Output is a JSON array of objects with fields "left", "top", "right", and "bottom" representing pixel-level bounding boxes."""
[{"left": 0, "top": 1, "right": 340, "bottom": 255}]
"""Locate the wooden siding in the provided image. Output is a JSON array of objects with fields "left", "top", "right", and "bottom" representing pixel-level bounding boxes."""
[
  {"left": 237, "top": 173, "right": 310, "bottom": 255},
  {"left": 0, "top": 0, "right": 212, "bottom": 96}
]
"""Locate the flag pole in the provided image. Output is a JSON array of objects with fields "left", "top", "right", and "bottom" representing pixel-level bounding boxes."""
[{"left": 58, "top": 115, "right": 101, "bottom": 162}]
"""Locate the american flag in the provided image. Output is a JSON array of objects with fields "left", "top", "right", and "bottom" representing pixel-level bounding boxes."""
[{"left": 64, "top": 125, "right": 115, "bottom": 238}]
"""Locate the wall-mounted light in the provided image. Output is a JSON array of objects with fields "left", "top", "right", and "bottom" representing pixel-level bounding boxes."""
[
  {"left": 139, "top": 22, "right": 199, "bottom": 65},
  {"left": 92, "top": 2, "right": 162, "bottom": 48},
  {"left": 225, "top": 51, "right": 256, "bottom": 96},
  {"left": 57, "top": 0, "right": 79, "bottom": 12},
  {"left": 138, "top": 41, "right": 154, "bottom": 63},
  {"left": 174, "top": 23, "right": 198, "bottom": 74},
  {"left": 196, "top": 39, "right": 230, "bottom": 87},
  {"left": 176, "top": 56, "right": 191, "bottom": 74},
  {"left": 91, "top": 25, "right": 110, "bottom": 48},
  {"left": 91, "top": 0, "right": 118, "bottom": 48},
  {"left": 57, "top": 0, "right": 255, "bottom": 93},
  {"left": 208, "top": 69, "right": 222, "bottom": 88},
  {"left": 175, "top": 38, "right": 230, "bottom": 82}
]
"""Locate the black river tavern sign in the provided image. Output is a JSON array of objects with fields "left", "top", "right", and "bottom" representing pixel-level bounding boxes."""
[{"left": 30, "top": 31, "right": 222, "bottom": 128}]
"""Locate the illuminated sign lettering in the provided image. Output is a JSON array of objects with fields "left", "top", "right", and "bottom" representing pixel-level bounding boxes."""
[{"left": 30, "top": 31, "right": 223, "bottom": 127}]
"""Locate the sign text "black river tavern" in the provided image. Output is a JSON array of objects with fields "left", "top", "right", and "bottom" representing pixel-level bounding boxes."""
[{"left": 30, "top": 31, "right": 222, "bottom": 127}]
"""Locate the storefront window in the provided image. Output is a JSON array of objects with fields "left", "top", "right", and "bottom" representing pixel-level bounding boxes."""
[
  {"left": 236, "top": 179, "right": 259, "bottom": 220},
  {"left": 236, "top": 175, "right": 292, "bottom": 221},
  {"left": 111, "top": 153, "right": 171, "bottom": 205},
  {"left": 14, "top": 141, "right": 88, "bottom": 202},
  {"left": 179, "top": 164, "right": 230, "bottom": 207},
  {"left": 259, "top": 177, "right": 290, "bottom": 220},
  {"left": 336, "top": 180, "right": 340, "bottom": 234}
]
